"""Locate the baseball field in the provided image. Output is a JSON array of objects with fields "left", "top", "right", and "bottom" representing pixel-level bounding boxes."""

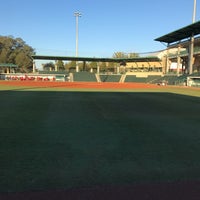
[{"left": 1, "top": 81, "right": 200, "bottom": 200}]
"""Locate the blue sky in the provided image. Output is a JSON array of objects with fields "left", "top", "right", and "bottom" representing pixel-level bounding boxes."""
[{"left": 1, "top": 0, "right": 199, "bottom": 59}]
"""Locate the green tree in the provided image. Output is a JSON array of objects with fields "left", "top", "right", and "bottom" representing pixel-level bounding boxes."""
[
  {"left": 43, "top": 62, "right": 55, "bottom": 71},
  {"left": 107, "top": 62, "right": 116, "bottom": 72},
  {"left": 99, "top": 62, "right": 107, "bottom": 72},
  {"left": 112, "top": 51, "right": 139, "bottom": 68},
  {"left": 89, "top": 61, "right": 98, "bottom": 70},
  {"left": 56, "top": 60, "right": 65, "bottom": 71},
  {"left": 64, "top": 62, "right": 70, "bottom": 71},
  {"left": 128, "top": 52, "right": 139, "bottom": 58},
  {"left": 113, "top": 51, "right": 139, "bottom": 58},
  {"left": 0, "top": 36, "right": 35, "bottom": 72},
  {"left": 65, "top": 61, "right": 76, "bottom": 72},
  {"left": 113, "top": 52, "right": 127, "bottom": 58}
]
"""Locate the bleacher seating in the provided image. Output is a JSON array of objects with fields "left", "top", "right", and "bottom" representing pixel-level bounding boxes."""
[
  {"left": 124, "top": 75, "right": 149, "bottom": 83},
  {"left": 151, "top": 75, "right": 187, "bottom": 85},
  {"left": 73, "top": 72, "right": 97, "bottom": 82},
  {"left": 100, "top": 75, "right": 122, "bottom": 82},
  {"left": 146, "top": 75, "right": 162, "bottom": 83},
  {"left": 124, "top": 75, "right": 137, "bottom": 82},
  {"left": 124, "top": 74, "right": 187, "bottom": 85}
]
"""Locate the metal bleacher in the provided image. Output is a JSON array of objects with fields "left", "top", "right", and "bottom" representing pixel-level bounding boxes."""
[{"left": 124, "top": 75, "right": 162, "bottom": 83}]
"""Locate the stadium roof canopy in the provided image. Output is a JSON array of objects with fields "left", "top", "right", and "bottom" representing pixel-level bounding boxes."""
[
  {"left": 32, "top": 55, "right": 161, "bottom": 62},
  {"left": 155, "top": 20, "right": 200, "bottom": 44}
]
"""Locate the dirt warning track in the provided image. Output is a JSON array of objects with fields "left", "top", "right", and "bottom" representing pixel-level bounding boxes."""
[{"left": 0, "top": 81, "right": 160, "bottom": 90}]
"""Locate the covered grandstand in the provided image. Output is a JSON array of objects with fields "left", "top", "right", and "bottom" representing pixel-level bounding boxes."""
[{"left": 155, "top": 20, "right": 200, "bottom": 75}]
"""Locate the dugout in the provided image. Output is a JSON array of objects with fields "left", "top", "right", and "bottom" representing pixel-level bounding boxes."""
[{"left": 0, "top": 63, "right": 18, "bottom": 74}]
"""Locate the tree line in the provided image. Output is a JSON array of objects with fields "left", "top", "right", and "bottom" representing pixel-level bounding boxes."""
[
  {"left": 0, "top": 36, "right": 35, "bottom": 72},
  {"left": 0, "top": 35, "right": 139, "bottom": 73}
]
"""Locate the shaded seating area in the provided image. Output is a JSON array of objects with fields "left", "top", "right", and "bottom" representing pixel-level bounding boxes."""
[
  {"left": 146, "top": 75, "right": 162, "bottom": 83},
  {"left": 73, "top": 72, "right": 97, "bottom": 82},
  {"left": 151, "top": 75, "right": 188, "bottom": 85},
  {"left": 100, "top": 75, "right": 122, "bottom": 82},
  {"left": 125, "top": 75, "right": 147, "bottom": 83},
  {"left": 124, "top": 74, "right": 188, "bottom": 85}
]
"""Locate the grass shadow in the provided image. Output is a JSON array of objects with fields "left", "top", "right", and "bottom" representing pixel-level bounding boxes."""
[{"left": 1, "top": 91, "right": 200, "bottom": 192}]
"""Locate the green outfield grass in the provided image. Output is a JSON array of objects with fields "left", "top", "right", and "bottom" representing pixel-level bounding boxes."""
[{"left": 1, "top": 86, "right": 200, "bottom": 192}]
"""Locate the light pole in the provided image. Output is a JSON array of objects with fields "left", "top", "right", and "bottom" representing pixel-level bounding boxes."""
[
  {"left": 74, "top": 12, "right": 81, "bottom": 57},
  {"left": 74, "top": 12, "right": 81, "bottom": 72},
  {"left": 192, "top": 0, "right": 197, "bottom": 23}
]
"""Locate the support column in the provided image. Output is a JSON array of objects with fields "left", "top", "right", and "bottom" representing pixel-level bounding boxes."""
[
  {"left": 6, "top": 67, "right": 10, "bottom": 74},
  {"left": 33, "top": 61, "right": 36, "bottom": 73},
  {"left": 117, "top": 64, "right": 120, "bottom": 74},
  {"left": 83, "top": 61, "right": 86, "bottom": 71},
  {"left": 188, "top": 35, "right": 194, "bottom": 74},
  {"left": 183, "top": 57, "right": 188, "bottom": 74},
  {"left": 76, "top": 62, "right": 79, "bottom": 72},
  {"left": 177, "top": 45, "right": 181, "bottom": 75},
  {"left": 97, "top": 64, "right": 100, "bottom": 74},
  {"left": 165, "top": 48, "right": 170, "bottom": 74},
  {"left": 55, "top": 63, "right": 58, "bottom": 72}
]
